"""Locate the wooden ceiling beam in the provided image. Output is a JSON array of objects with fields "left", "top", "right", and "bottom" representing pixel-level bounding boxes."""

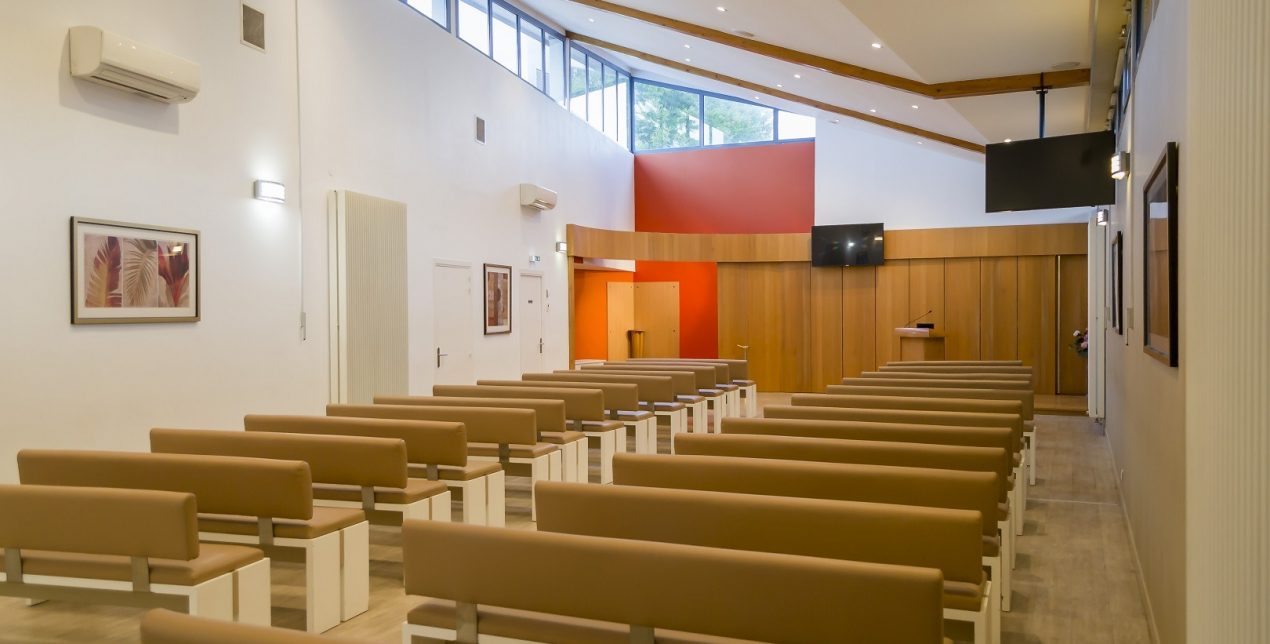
[
  {"left": 564, "top": 0, "right": 1089, "bottom": 99},
  {"left": 568, "top": 33, "right": 985, "bottom": 154}
]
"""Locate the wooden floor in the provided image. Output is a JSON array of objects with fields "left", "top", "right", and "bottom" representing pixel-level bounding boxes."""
[
  {"left": 1035, "top": 394, "right": 1089, "bottom": 416},
  {"left": 0, "top": 395, "right": 1152, "bottom": 643}
]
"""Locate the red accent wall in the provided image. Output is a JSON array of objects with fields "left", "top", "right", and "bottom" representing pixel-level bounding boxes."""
[
  {"left": 574, "top": 270, "right": 633, "bottom": 360},
  {"left": 635, "top": 141, "right": 815, "bottom": 234},
  {"left": 634, "top": 261, "right": 718, "bottom": 358}
]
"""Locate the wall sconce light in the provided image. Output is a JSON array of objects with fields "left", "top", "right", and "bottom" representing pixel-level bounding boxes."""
[
  {"left": 253, "top": 180, "right": 286, "bottom": 204},
  {"left": 1096, "top": 208, "right": 1109, "bottom": 226},
  {"left": 1110, "top": 151, "right": 1130, "bottom": 180},
  {"left": 555, "top": 242, "right": 568, "bottom": 254}
]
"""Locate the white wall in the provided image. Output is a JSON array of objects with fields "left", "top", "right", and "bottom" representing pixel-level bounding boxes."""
[
  {"left": 297, "top": 0, "right": 632, "bottom": 394},
  {"left": 0, "top": 0, "right": 633, "bottom": 482},
  {"left": 815, "top": 118, "right": 1092, "bottom": 228}
]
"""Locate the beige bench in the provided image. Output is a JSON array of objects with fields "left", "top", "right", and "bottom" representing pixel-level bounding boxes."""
[
  {"left": 0, "top": 485, "right": 268, "bottom": 626},
  {"left": 476, "top": 379, "right": 655, "bottom": 457},
  {"left": 880, "top": 365, "right": 1036, "bottom": 376},
  {"left": 609, "top": 361, "right": 740, "bottom": 422},
  {"left": 537, "top": 481, "right": 995, "bottom": 644},
  {"left": 376, "top": 394, "right": 588, "bottom": 485},
  {"left": 140, "top": 608, "right": 365, "bottom": 643},
  {"left": 433, "top": 385, "right": 629, "bottom": 484},
  {"left": 627, "top": 358, "right": 757, "bottom": 417},
  {"left": 328, "top": 404, "right": 559, "bottom": 521},
  {"left": 243, "top": 415, "right": 502, "bottom": 528},
  {"left": 888, "top": 360, "right": 1024, "bottom": 366},
  {"left": 17, "top": 450, "right": 364, "bottom": 632},
  {"left": 527, "top": 372, "right": 677, "bottom": 452},
  {"left": 577, "top": 366, "right": 710, "bottom": 435},
  {"left": 595, "top": 363, "right": 727, "bottom": 432},
  {"left": 150, "top": 429, "right": 451, "bottom": 525},
  {"left": 401, "top": 520, "right": 949, "bottom": 643}
]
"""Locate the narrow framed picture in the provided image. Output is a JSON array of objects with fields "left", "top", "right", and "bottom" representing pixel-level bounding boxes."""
[
  {"left": 1142, "top": 142, "right": 1178, "bottom": 366},
  {"left": 70, "top": 217, "right": 200, "bottom": 324},
  {"left": 483, "top": 263, "right": 512, "bottom": 335}
]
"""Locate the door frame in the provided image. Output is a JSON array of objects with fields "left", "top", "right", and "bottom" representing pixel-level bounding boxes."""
[
  {"left": 433, "top": 260, "right": 473, "bottom": 383},
  {"left": 519, "top": 270, "right": 545, "bottom": 371}
]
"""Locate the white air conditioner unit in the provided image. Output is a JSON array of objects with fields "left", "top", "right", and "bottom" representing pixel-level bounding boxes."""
[
  {"left": 519, "top": 183, "right": 558, "bottom": 211},
  {"left": 68, "top": 26, "right": 200, "bottom": 103}
]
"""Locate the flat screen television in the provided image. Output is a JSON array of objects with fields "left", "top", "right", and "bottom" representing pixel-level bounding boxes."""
[
  {"left": 985, "top": 130, "right": 1116, "bottom": 212},
  {"left": 811, "top": 223, "right": 885, "bottom": 267}
]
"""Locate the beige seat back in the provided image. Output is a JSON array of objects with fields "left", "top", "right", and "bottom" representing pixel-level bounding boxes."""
[
  {"left": 526, "top": 372, "right": 676, "bottom": 403},
  {"left": 537, "top": 481, "right": 982, "bottom": 587},
  {"left": 771, "top": 403, "right": 1022, "bottom": 451},
  {"left": 328, "top": 404, "right": 538, "bottom": 446},
  {"left": 862, "top": 370, "right": 1031, "bottom": 383},
  {"left": 140, "top": 609, "right": 366, "bottom": 644},
  {"left": 613, "top": 453, "right": 999, "bottom": 538},
  {"left": 879, "top": 365, "right": 1035, "bottom": 377},
  {"left": 150, "top": 428, "right": 408, "bottom": 489},
  {"left": 889, "top": 360, "right": 1023, "bottom": 366},
  {"left": 842, "top": 376, "right": 1033, "bottom": 392},
  {"left": 244, "top": 414, "right": 467, "bottom": 468},
  {"left": 477, "top": 380, "right": 641, "bottom": 413},
  {"left": 828, "top": 385, "right": 1034, "bottom": 420},
  {"left": 723, "top": 417, "right": 1013, "bottom": 452},
  {"left": 375, "top": 395, "right": 567, "bottom": 432},
  {"left": 598, "top": 363, "right": 716, "bottom": 389},
  {"left": 433, "top": 385, "right": 608, "bottom": 422},
  {"left": 403, "top": 520, "right": 946, "bottom": 643},
  {"left": 614, "top": 361, "right": 732, "bottom": 385},
  {"left": 628, "top": 358, "right": 751, "bottom": 380},
  {"left": 16, "top": 450, "right": 312, "bottom": 520},
  {"left": 572, "top": 368, "right": 698, "bottom": 395},
  {"left": 0, "top": 484, "right": 198, "bottom": 562}
]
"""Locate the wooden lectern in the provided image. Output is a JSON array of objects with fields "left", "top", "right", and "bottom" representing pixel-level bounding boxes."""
[{"left": 895, "top": 327, "right": 945, "bottom": 361}]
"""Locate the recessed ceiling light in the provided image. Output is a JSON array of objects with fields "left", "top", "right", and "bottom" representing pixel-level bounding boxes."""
[
  {"left": 871, "top": 42, "right": 883, "bottom": 49},
  {"left": 1004, "top": 138, "right": 1013, "bottom": 143},
  {"left": 911, "top": 105, "right": 919, "bottom": 109},
  {"left": 753, "top": 95, "right": 760, "bottom": 100},
  {"left": 917, "top": 141, "right": 923, "bottom": 145},
  {"left": 684, "top": 58, "right": 691, "bottom": 63},
  {"left": 717, "top": 6, "right": 727, "bottom": 12},
  {"left": 869, "top": 108, "right": 877, "bottom": 113},
  {"left": 794, "top": 73, "right": 802, "bottom": 79},
  {"left": 684, "top": 44, "right": 691, "bottom": 49},
  {"left": 776, "top": 83, "right": 784, "bottom": 88},
  {"left": 588, "top": 17, "right": 595, "bottom": 22},
  {"left": 831, "top": 119, "right": 841, "bottom": 124}
]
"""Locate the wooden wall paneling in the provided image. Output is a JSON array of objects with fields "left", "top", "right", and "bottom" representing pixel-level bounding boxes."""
[
  {"left": 874, "top": 260, "right": 911, "bottom": 369},
  {"left": 779, "top": 263, "right": 811, "bottom": 392},
  {"left": 606, "top": 281, "right": 635, "bottom": 360},
  {"left": 884, "top": 224, "right": 1088, "bottom": 260},
  {"left": 980, "top": 257, "right": 1020, "bottom": 360},
  {"left": 634, "top": 282, "right": 680, "bottom": 358},
  {"left": 841, "top": 266, "right": 877, "bottom": 379},
  {"left": 1018, "top": 256, "right": 1058, "bottom": 394},
  {"left": 943, "top": 258, "right": 982, "bottom": 360},
  {"left": 807, "top": 266, "right": 844, "bottom": 391},
  {"left": 741, "top": 264, "right": 787, "bottom": 391},
  {"left": 715, "top": 263, "right": 749, "bottom": 362},
  {"left": 908, "top": 258, "right": 946, "bottom": 332},
  {"left": 1057, "top": 255, "right": 1089, "bottom": 395}
]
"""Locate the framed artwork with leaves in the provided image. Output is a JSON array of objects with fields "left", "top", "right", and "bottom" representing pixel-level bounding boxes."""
[{"left": 70, "top": 217, "right": 200, "bottom": 324}]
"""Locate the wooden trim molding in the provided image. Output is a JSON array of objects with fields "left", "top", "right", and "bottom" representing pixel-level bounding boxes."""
[{"left": 567, "top": 223, "right": 1088, "bottom": 262}]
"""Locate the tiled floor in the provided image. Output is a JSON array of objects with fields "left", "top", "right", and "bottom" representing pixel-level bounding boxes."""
[{"left": 0, "top": 396, "right": 1154, "bottom": 643}]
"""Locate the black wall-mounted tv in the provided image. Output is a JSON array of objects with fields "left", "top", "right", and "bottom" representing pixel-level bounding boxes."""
[
  {"left": 811, "top": 223, "right": 885, "bottom": 267},
  {"left": 985, "top": 130, "right": 1116, "bottom": 213}
]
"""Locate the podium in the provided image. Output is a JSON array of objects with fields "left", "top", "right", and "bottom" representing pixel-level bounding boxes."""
[{"left": 895, "top": 327, "right": 945, "bottom": 361}]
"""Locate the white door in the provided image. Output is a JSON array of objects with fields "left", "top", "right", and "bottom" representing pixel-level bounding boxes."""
[
  {"left": 433, "top": 263, "right": 474, "bottom": 385},
  {"left": 520, "top": 274, "right": 545, "bottom": 373}
]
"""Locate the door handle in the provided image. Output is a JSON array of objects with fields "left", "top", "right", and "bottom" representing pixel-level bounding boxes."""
[{"left": 437, "top": 347, "right": 449, "bottom": 367}]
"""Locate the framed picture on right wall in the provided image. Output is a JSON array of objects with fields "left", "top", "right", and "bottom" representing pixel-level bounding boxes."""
[{"left": 1143, "top": 142, "right": 1179, "bottom": 366}]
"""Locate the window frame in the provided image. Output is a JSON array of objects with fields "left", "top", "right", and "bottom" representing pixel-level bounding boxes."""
[
  {"left": 567, "top": 42, "right": 632, "bottom": 148},
  {"left": 632, "top": 77, "right": 814, "bottom": 154},
  {"left": 400, "top": 0, "right": 451, "bottom": 31}
]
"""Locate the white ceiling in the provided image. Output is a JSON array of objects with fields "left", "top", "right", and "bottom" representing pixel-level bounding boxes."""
[{"left": 517, "top": 0, "right": 1097, "bottom": 149}]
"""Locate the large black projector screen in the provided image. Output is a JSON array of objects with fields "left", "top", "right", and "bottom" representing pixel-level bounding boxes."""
[{"left": 985, "top": 130, "right": 1116, "bottom": 212}]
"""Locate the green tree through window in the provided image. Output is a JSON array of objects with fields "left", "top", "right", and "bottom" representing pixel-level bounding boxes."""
[
  {"left": 704, "top": 96, "right": 773, "bottom": 145},
  {"left": 634, "top": 83, "right": 701, "bottom": 151}
]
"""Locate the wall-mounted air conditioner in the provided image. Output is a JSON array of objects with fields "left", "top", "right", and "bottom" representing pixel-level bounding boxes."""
[
  {"left": 519, "top": 183, "right": 558, "bottom": 211},
  {"left": 68, "top": 26, "right": 201, "bottom": 103}
]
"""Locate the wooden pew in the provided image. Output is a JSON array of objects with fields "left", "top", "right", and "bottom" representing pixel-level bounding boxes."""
[
  {"left": 537, "top": 481, "right": 995, "bottom": 644},
  {"left": 0, "top": 485, "right": 269, "bottom": 626},
  {"left": 149, "top": 429, "right": 451, "bottom": 525},
  {"left": 243, "top": 415, "right": 502, "bottom": 527},
  {"left": 608, "top": 361, "right": 740, "bottom": 420},
  {"left": 627, "top": 357, "right": 757, "bottom": 417},
  {"left": 328, "top": 405, "right": 558, "bottom": 521},
  {"left": 475, "top": 379, "right": 654, "bottom": 456},
  {"left": 140, "top": 609, "right": 366, "bottom": 643},
  {"left": 526, "top": 372, "right": 677, "bottom": 451},
  {"left": 17, "top": 450, "right": 363, "bottom": 633},
  {"left": 576, "top": 366, "right": 711, "bottom": 435},
  {"left": 888, "top": 360, "right": 1024, "bottom": 366},
  {"left": 402, "top": 520, "right": 949, "bottom": 643},
  {"left": 880, "top": 365, "right": 1036, "bottom": 376},
  {"left": 592, "top": 363, "right": 727, "bottom": 432}
]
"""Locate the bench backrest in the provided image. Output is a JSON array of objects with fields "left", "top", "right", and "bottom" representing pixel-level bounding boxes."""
[
  {"left": 244, "top": 414, "right": 467, "bottom": 467},
  {"left": 878, "top": 365, "right": 1035, "bottom": 377},
  {"left": 613, "top": 453, "right": 999, "bottom": 538},
  {"left": 0, "top": 484, "right": 198, "bottom": 561},
  {"left": 527, "top": 372, "right": 676, "bottom": 403},
  {"left": 570, "top": 368, "right": 697, "bottom": 395},
  {"left": 862, "top": 370, "right": 1032, "bottom": 382},
  {"left": 828, "top": 385, "right": 1034, "bottom": 420},
  {"left": 403, "top": 520, "right": 945, "bottom": 643},
  {"left": 376, "top": 394, "right": 567, "bottom": 432},
  {"left": 536, "top": 481, "right": 982, "bottom": 587},
  {"left": 17, "top": 450, "right": 312, "bottom": 520},
  {"left": 842, "top": 376, "right": 1033, "bottom": 392},
  {"left": 723, "top": 417, "right": 1013, "bottom": 452},
  {"left": 150, "top": 428, "right": 408, "bottom": 489},
  {"left": 328, "top": 404, "right": 538, "bottom": 446},
  {"left": 626, "top": 358, "right": 745, "bottom": 380},
  {"left": 433, "top": 385, "right": 608, "bottom": 422},
  {"left": 675, "top": 432, "right": 1011, "bottom": 495},
  {"left": 610, "top": 361, "right": 731, "bottom": 385},
  {"left": 140, "top": 609, "right": 365, "bottom": 644},
  {"left": 768, "top": 404, "right": 1022, "bottom": 451},
  {"left": 889, "top": 360, "right": 1023, "bottom": 366},
  {"left": 598, "top": 363, "right": 716, "bottom": 389},
  {"left": 477, "top": 380, "right": 641, "bottom": 413}
]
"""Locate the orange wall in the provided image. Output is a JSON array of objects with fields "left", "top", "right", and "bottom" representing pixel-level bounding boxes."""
[
  {"left": 634, "top": 261, "right": 718, "bottom": 358},
  {"left": 574, "top": 269, "right": 633, "bottom": 360}
]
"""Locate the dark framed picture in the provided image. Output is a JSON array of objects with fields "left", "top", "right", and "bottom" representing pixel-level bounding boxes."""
[
  {"left": 1142, "top": 142, "right": 1178, "bottom": 366},
  {"left": 1110, "top": 230, "right": 1124, "bottom": 335},
  {"left": 70, "top": 217, "right": 200, "bottom": 324},
  {"left": 483, "top": 263, "right": 512, "bottom": 335}
]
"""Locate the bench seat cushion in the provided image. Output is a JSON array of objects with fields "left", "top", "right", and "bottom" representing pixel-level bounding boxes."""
[
  {"left": 0, "top": 544, "right": 263, "bottom": 586},
  {"left": 539, "top": 431, "right": 588, "bottom": 445},
  {"left": 615, "top": 411, "right": 655, "bottom": 421},
  {"left": 983, "top": 535, "right": 1000, "bottom": 558},
  {"left": 733, "top": 380, "right": 755, "bottom": 386},
  {"left": 199, "top": 507, "right": 365, "bottom": 541},
  {"left": 652, "top": 402, "right": 688, "bottom": 411},
  {"left": 469, "top": 442, "right": 559, "bottom": 459},
  {"left": 421, "top": 462, "right": 503, "bottom": 482},
  {"left": 313, "top": 478, "right": 449, "bottom": 505},
  {"left": 408, "top": 599, "right": 765, "bottom": 644},
  {"left": 943, "top": 581, "right": 987, "bottom": 612},
  {"left": 676, "top": 395, "right": 707, "bottom": 403}
]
